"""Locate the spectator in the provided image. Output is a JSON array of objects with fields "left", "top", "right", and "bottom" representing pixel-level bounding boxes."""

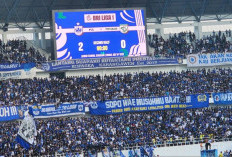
[
  {"left": 219, "top": 151, "right": 223, "bottom": 157},
  {"left": 0, "top": 107, "right": 231, "bottom": 156},
  {"left": 148, "top": 31, "right": 232, "bottom": 58},
  {"left": 0, "top": 68, "right": 232, "bottom": 106},
  {"left": 0, "top": 39, "right": 47, "bottom": 64}
]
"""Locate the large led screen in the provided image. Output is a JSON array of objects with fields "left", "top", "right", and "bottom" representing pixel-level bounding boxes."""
[{"left": 53, "top": 9, "right": 147, "bottom": 60}]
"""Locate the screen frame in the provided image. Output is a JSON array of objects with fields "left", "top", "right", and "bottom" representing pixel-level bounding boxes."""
[{"left": 52, "top": 8, "right": 148, "bottom": 60}]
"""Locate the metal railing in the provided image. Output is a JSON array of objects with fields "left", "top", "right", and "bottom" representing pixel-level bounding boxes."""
[
  {"left": 23, "top": 137, "right": 232, "bottom": 157},
  {"left": 108, "top": 137, "right": 232, "bottom": 151}
]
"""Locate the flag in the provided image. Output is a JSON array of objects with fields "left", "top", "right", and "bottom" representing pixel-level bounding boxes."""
[
  {"left": 102, "top": 147, "right": 111, "bottom": 157},
  {"left": 134, "top": 149, "right": 140, "bottom": 157},
  {"left": 147, "top": 146, "right": 154, "bottom": 157},
  {"left": 150, "top": 147, "right": 154, "bottom": 157},
  {"left": 144, "top": 146, "right": 151, "bottom": 157},
  {"left": 16, "top": 110, "right": 37, "bottom": 149},
  {"left": 120, "top": 150, "right": 126, "bottom": 157},
  {"left": 140, "top": 146, "right": 145, "bottom": 157},
  {"left": 140, "top": 146, "right": 149, "bottom": 157},
  {"left": 128, "top": 149, "right": 134, "bottom": 157}
]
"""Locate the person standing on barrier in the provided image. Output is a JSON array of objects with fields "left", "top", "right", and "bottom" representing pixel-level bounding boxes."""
[
  {"left": 208, "top": 139, "right": 212, "bottom": 150},
  {"left": 205, "top": 139, "right": 211, "bottom": 150}
]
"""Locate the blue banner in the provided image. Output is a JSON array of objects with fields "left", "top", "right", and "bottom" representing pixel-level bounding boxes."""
[
  {"left": 41, "top": 56, "right": 180, "bottom": 71},
  {"left": 213, "top": 93, "right": 232, "bottom": 105},
  {"left": 187, "top": 52, "right": 232, "bottom": 67},
  {"left": 0, "top": 68, "right": 36, "bottom": 80},
  {"left": 0, "top": 106, "right": 20, "bottom": 121},
  {"left": 32, "top": 102, "right": 85, "bottom": 118},
  {"left": 0, "top": 63, "right": 35, "bottom": 71},
  {"left": 90, "top": 94, "right": 209, "bottom": 115}
]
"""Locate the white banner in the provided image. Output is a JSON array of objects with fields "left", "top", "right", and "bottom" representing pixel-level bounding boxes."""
[
  {"left": 0, "top": 68, "right": 36, "bottom": 80},
  {"left": 187, "top": 53, "right": 232, "bottom": 67},
  {"left": 18, "top": 112, "right": 37, "bottom": 145}
]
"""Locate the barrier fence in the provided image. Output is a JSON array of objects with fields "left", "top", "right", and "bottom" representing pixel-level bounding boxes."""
[{"left": 22, "top": 137, "right": 232, "bottom": 157}]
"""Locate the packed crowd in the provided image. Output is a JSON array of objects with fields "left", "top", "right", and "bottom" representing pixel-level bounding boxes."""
[
  {"left": 0, "top": 30, "right": 231, "bottom": 64},
  {"left": 0, "top": 107, "right": 231, "bottom": 156},
  {"left": 148, "top": 30, "right": 232, "bottom": 58},
  {"left": 0, "top": 39, "right": 47, "bottom": 64},
  {"left": 0, "top": 68, "right": 231, "bottom": 106}
]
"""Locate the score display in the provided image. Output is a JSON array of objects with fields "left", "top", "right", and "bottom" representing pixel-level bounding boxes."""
[{"left": 53, "top": 8, "right": 147, "bottom": 60}]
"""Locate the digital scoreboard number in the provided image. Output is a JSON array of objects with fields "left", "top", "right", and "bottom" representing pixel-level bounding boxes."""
[{"left": 53, "top": 8, "right": 147, "bottom": 60}]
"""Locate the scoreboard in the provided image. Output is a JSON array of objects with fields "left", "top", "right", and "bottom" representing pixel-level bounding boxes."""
[{"left": 53, "top": 8, "right": 147, "bottom": 60}]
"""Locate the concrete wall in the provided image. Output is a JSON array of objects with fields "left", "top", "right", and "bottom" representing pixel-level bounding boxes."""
[
  {"left": 95, "top": 141, "right": 232, "bottom": 157},
  {"left": 152, "top": 141, "right": 232, "bottom": 157},
  {"left": 65, "top": 64, "right": 187, "bottom": 77}
]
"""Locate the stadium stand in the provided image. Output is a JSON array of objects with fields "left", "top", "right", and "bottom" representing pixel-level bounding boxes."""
[
  {"left": 0, "top": 68, "right": 231, "bottom": 106},
  {"left": 0, "top": 39, "right": 47, "bottom": 64},
  {"left": 0, "top": 107, "right": 231, "bottom": 156},
  {"left": 0, "top": 30, "right": 231, "bottom": 64},
  {"left": 1, "top": 0, "right": 232, "bottom": 156},
  {"left": 148, "top": 31, "right": 232, "bottom": 58},
  {"left": 0, "top": 33, "right": 232, "bottom": 156}
]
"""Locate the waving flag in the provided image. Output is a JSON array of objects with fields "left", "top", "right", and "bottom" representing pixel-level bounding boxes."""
[
  {"left": 148, "top": 146, "right": 154, "bottom": 157},
  {"left": 120, "top": 150, "right": 126, "bottom": 157},
  {"left": 128, "top": 149, "right": 134, "bottom": 157},
  {"left": 102, "top": 147, "right": 110, "bottom": 157},
  {"left": 140, "top": 146, "right": 150, "bottom": 157},
  {"left": 16, "top": 109, "right": 37, "bottom": 149},
  {"left": 140, "top": 146, "right": 145, "bottom": 157},
  {"left": 134, "top": 149, "right": 140, "bottom": 157}
]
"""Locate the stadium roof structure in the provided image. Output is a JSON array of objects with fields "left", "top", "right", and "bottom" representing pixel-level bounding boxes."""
[{"left": 0, "top": 0, "right": 232, "bottom": 30}]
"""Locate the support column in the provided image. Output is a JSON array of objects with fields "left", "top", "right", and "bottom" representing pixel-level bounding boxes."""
[
  {"left": 41, "top": 30, "right": 46, "bottom": 49},
  {"left": 194, "top": 22, "right": 203, "bottom": 40},
  {"left": 33, "top": 32, "right": 40, "bottom": 47},
  {"left": 155, "top": 27, "right": 164, "bottom": 37},
  {"left": 2, "top": 33, "right": 7, "bottom": 44}
]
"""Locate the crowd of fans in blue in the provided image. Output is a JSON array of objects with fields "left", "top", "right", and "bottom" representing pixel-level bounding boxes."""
[
  {"left": 0, "top": 30, "right": 231, "bottom": 64},
  {"left": 0, "top": 39, "right": 47, "bottom": 64},
  {"left": 148, "top": 30, "right": 232, "bottom": 58},
  {"left": 0, "top": 107, "right": 231, "bottom": 156},
  {"left": 0, "top": 31, "right": 232, "bottom": 156},
  {"left": 0, "top": 68, "right": 231, "bottom": 106}
]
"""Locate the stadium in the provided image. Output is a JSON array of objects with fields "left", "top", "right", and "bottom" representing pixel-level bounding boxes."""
[{"left": 0, "top": 0, "right": 232, "bottom": 156}]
